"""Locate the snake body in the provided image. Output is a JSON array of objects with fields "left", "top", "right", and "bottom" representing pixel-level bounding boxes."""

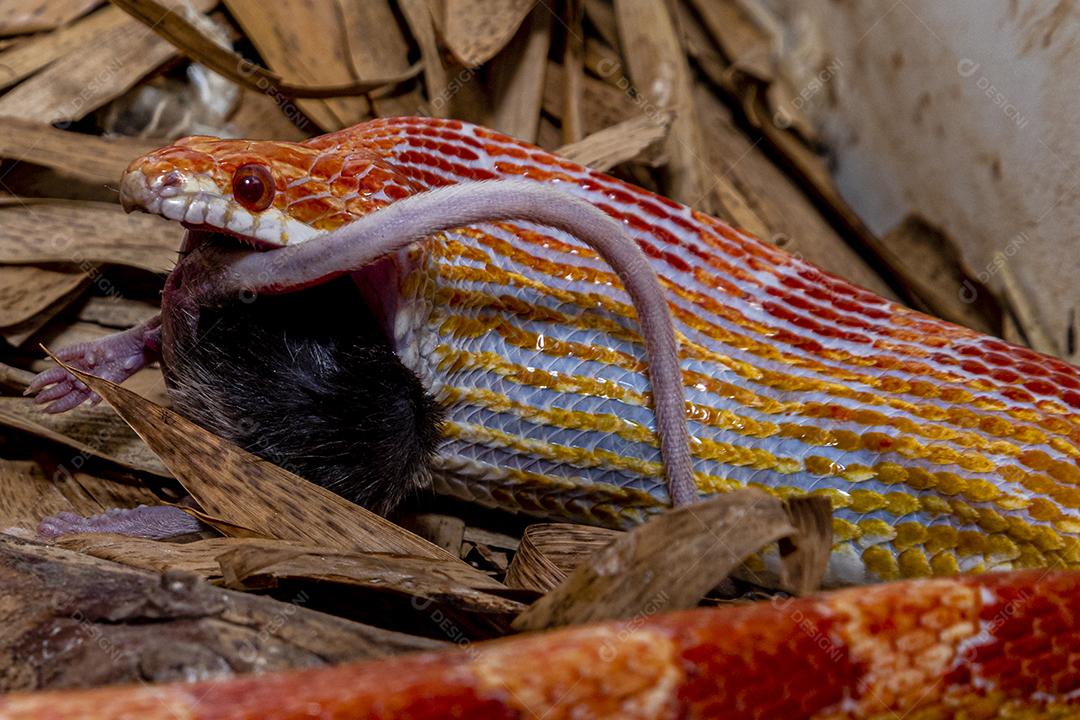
[
  {"left": 114, "top": 116, "right": 1080, "bottom": 587},
  {"left": 3, "top": 570, "right": 1077, "bottom": 718}
]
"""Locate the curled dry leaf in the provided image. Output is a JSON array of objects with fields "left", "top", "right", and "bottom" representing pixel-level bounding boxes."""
[
  {"left": 505, "top": 523, "right": 619, "bottom": 592},
  {"left": 443, "top": 0, "right": 535, "bottom": 68},
  {"left": 511, "top": 489, "right": 832, "bottom": 631}
]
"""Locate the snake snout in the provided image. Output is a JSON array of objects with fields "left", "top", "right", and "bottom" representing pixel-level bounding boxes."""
[
  {"left": 119, "top": 169, "right": 185, "bottom": 214},
  {"left": 118, "top": 169, "right": 146, "bottom": 214}
]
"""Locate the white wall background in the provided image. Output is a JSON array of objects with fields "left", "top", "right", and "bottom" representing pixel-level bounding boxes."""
[{"left": 766, "top": 0, "right": 1080, "bottom": 361}]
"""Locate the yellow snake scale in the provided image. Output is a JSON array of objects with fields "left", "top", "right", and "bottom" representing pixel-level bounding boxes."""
[{"left": 12, "top": 117, "right": 1077, "bottom": 717}]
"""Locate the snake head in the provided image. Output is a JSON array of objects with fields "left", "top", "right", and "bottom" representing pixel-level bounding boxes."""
[{"left": 119, "top": 134, "right": 422, "bottom": 248}]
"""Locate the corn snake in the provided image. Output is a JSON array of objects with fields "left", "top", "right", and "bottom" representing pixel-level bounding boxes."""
[
  {"left": 18, "top": 116, "right": 1080, "bottom": 716},
  {"left": 96, "top": 115, "right": 1080, "bottom": 587}
]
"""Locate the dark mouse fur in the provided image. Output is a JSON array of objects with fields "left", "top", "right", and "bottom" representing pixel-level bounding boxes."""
[{"left": 162, "top": 276, "right": 444, "bottom": 516}]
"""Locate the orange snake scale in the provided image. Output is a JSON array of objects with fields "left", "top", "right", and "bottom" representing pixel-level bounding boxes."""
[{"left": 2, "top": 570, "right": 1077, "bottom": 719}]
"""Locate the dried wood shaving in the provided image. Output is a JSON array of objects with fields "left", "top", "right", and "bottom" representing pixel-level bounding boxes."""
[
  {"left": 222, "top": 0, "right": 367, "bottom": 129},
  {"left": 512, "top": 489, "right": 831, "bottom": 630},
  {"left": 583, "top": 0, "right": 617, "bottom": 48},
  {"left": 398, "top": 0, "right": 448, "bottom": 117},
  {"left": 227, "top": 88, "right": 312, "bottom": 141},
  {"left": 1000, "top": 260, "right": 1059, "bottom": 356},
  {"left": 0, "top": 397, "right": 170, "bottom": 476},
  {"left": 0, "top": 118, "right": 158, "bottom": 185},
  {"left": 487, "top": 6, "right": 550, "bottom": 142},
  {"left": 341, "top": 0, "right": 421, "bottom": 119},
  {"left": 685, "top": 0, "right": 774, "bottom": 82},
  {"left": 0, "top": 0, "right": 215, "bottom": 124},
  {"left": 0, "top": 458, "right": 83, "bottom": 532},
  {"left": 0, "top": 199, "right": 180, "bottom": 273},
  {"left": 0, "top": 5, "right": 130, "bottom": 91},
  {"left": 613, "top": 0, "right": 714, "bottom": 214},
  {"left": 60, "top": 468, "right": 163, "bottom": 514},
  {"left": 0, "top": 459, "right": 160, "bottom": 534},
  {"left": 693, "top": 87, "right": 894, "bottom": 297},
  {"left": 462, "top": 525, "right": 520, "bottom": 552},
  {"left": 112, "top": 0, "right": 422, "bottom": 102},
  {"left": 556, "top": 112, "right": 672, "bottom": 171},
  {"left": 0, "top": 0, "right": 99, "bottom": 36},
  {"left": 400, "top": 512, "right": 466, "bottom": 555},
  {"left": 27, "top": 320, "right": 112, "bottom": 360},
  {"left": 0, "top": 266, "right": 89, "bottom": 345},
  {"left": 0, "top": 362, "right": 34, "bottom": 392},
  {"left": 882, "top": 215, "right": 1002, "bottom": 335},
  {"left": 543, "top": 62, "right": 642, "bottom": 133},
  {"left": 218, "top": 541, "right": 525, "bottom": 613},
  {"left": 560, "top": 0, "right": 587, "bottom": 144},
  {"left": 74, "top": 296, "right": 160, "bottom": 331},
  {"left": 55, "top": 533, "right": 233, "bottom": 579}
]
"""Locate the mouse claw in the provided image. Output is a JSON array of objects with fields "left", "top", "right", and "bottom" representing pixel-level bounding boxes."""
[
  {"left": 42, "top": 389, "right": 94, "bottom": 414},
  {"left": 25, "top": 315, "right": 162, "bottom": 414},
  {"left": 24, "top": 366, "right": 72, "bottom": 395}
]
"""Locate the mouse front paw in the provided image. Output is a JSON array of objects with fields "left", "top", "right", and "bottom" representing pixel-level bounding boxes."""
[{"left": 25, "top": 315, "right": 162, "bottom": 413}]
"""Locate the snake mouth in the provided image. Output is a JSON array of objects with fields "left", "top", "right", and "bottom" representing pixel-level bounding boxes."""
[
  {"left": 181, "top": 224, "right": 281, "bottom": 252},
  {"left": 175, "top": 227, "right": 403, "bottom": 349}
]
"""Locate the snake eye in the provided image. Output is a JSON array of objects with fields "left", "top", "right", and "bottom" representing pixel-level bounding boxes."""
[{"left": 232, "top": 163, "right": 275, "bottom": 212}]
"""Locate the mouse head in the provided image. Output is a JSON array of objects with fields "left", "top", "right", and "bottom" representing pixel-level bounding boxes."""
[{"left": 119, "top": 135, "right": 424, "bottom": 248}]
